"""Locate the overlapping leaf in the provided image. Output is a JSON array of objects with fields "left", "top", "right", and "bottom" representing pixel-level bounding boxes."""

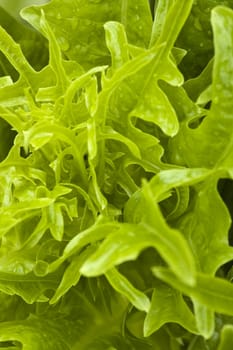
[{"left": 1, "top": 0, "right": 233, "bottom": 349}]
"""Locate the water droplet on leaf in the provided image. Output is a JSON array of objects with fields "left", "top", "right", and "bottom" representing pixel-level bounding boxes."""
[
  {"left": 58, "top": 37, "right": 70, "bottom": 51},
  {"left": 194, "top": 18, "right": 202, "bottom": 31},
  {"left": 70, "top": 19, "right": 78, "bottom": 30},
  {"left": 213, "top": 131, "right": 220, "bottom": 138}
]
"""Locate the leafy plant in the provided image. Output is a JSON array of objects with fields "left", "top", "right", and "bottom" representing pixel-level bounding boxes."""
[{"left": 1, "top": 0, "right": 233, "bottom": 348}]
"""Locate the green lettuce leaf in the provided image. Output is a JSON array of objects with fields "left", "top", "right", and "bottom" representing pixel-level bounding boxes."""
[{"left": 1, "top": 0, "right": 233, "bottom": 349}]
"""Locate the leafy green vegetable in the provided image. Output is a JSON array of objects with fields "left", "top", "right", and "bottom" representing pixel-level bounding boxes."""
[{"left": 1, "top": 0, "right": 233, "bottom": 348}]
